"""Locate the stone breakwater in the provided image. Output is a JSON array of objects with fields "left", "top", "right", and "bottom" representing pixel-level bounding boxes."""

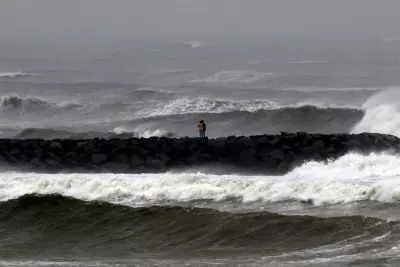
[{"left": 0, "top": 133, "right": 398, "bottom": 174}]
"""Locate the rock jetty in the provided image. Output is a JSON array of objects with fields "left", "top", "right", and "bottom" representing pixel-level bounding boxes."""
[{"left": 0, "top": 132, "right": 398, "bottom": 174}]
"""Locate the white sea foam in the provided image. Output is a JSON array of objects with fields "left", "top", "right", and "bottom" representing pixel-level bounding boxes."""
[
  {"left": 1, "top": 153, "right": 400, "bottom": 207},
  {"left": 137, "top": 128, "right": 172, "bottom": 138},
  {"left": 113, "top": 126, "right": 173, "bottom": 138},
  {"left": 190, "top": 70, "right": 274, "bottom": 84},
  {"left": 140, "top": 96, "right": 358, "bottom": 118},
  {"left": 0, "top": 72, "right": 32, "bottom": 78},
  {"left": 144, "top": 96, "right": 278, "bottom": 116},
  {"left": 352, "top": 88, "right": 400, "bottom": 136}
]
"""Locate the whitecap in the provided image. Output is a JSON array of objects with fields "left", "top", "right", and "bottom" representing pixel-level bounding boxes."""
[{"left": 1, "top": 153, "right": 400, "bottom": 207}]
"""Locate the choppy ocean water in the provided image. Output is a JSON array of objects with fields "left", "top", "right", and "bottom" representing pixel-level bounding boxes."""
[{"left": 1, "top": 39, "right": 400, "bottom": 266}]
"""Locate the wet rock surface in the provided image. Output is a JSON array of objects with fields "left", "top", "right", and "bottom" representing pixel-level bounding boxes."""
[{"left": 0, "top": 132, "right": 398, "bottom": 174}]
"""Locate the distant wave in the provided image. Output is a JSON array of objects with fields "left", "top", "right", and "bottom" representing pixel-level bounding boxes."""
[
  {"left": 0, "top": 194, "right": 388, "bottom": 258},
  {"left": 3, "top": 96, "right": 364, "bottom": 138},
  {"left": 128, "top": 105, "right": 364, "bottom": 137},
  {"left": 0, "top": 72, "right": 33, "bottom": 79},
  {"left": 0, "top": 95, "right": 83, "bottom": 116},
  {"left": 189, "top": 70, "right": 274, "bottom": 84},
  {"left": 143, "top": 97, "right": 279, "bottom": 117},
  {"left": 144, "top": 96, "right": 362, "bottom": 117}
]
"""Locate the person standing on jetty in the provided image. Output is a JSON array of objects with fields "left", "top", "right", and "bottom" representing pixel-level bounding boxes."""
[{"left": 198, "top": 120, "right": 207, "bottom": 138}]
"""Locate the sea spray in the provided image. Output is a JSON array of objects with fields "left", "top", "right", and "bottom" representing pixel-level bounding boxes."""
[{"left": 353, "top": 88, "right": 400, "bottom": 136}]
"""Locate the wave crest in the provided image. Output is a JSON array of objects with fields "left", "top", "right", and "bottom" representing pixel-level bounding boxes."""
[
  {"left": 143, "top": 97, "right": 278, "bottom": 117},
  {"left": 0, "top": 72, "right": 32, "bottom": 79},
  {"left": 352, "top": 88, "right": 400, "bottom": 136},
  {"left": 1, "top": 153, "right": 400, "bottom": 207},
  {"left": 113, "top": 126, "right": 174, "bottom": 138}
]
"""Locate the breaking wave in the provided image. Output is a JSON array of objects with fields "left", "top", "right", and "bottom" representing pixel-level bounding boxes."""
[
  {"left": 0, "top": 94, "right": 363, "bottom": 138},
  {"left": 139, "top": 95, "right": 360, "bottom": 116},
  {"left": 0, "top": 153, "right": 399, "bottom": 207},
  {"left": 0, "top": 72, "right": 32, "bottom": 79},
  {"left": 353, "top": 88, "right": 400, "bottom": 136},
  {"left": 1, "top": 152, "right": 400, "bottom": 262},
  {"left": 144, "top": 97, "right": 279, "bottom": 116}
]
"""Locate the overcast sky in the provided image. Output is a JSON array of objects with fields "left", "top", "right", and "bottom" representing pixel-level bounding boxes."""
[{"left": 2, "top": 0, "right": 400, "bottom": 42}]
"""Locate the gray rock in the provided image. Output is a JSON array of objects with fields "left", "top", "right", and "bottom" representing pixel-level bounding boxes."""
[
  {"left": 91, "top": 153, "right": 107, "bottom": 164},
  {"left": 0, "top": 133, "right": 397, "bottom": 174}
]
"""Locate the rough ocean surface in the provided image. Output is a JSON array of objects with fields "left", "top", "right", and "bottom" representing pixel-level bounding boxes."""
[
  {"left": 2, "top": 39, "right": 400, "bottom": 266},
  {"left": 0, "top": 194, "right": 390, "bottom": 259}
]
